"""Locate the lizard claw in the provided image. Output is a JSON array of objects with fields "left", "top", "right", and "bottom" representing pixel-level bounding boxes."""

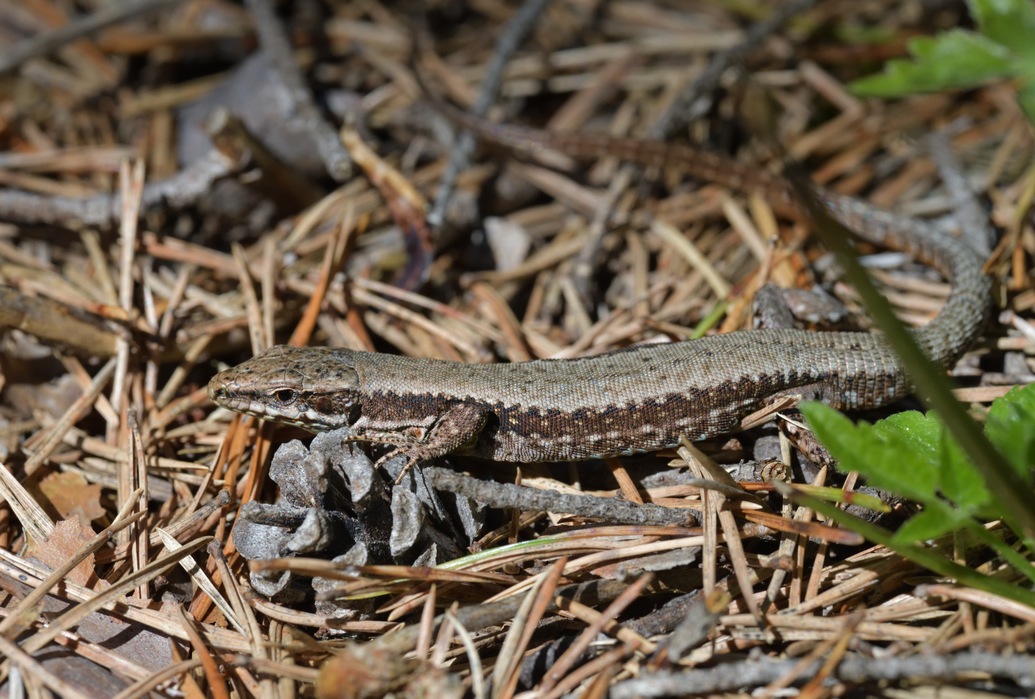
[{"left": 374, "top": 448, "right": 427, "bottom": 484}]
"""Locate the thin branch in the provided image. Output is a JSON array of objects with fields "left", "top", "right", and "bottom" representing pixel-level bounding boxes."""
[
  {"left": 244, "top": 0, "right": 352, "bottom": 181},
  {"left": 0, "top": 0, "right": 183, "bottom": 74}
]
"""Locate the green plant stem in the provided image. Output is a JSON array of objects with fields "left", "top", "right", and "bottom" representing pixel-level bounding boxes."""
[
  {"left": 786, "top": 170, "right": 1035, "bottom": 547},
  {"left": 778, "top": 482, "right": 1035, "bottom": 608},
  {"left": 959, "top": 520, "right": 1035, "bottom": 585}
]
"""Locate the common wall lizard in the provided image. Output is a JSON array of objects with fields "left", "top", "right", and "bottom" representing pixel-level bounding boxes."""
[{"left": 208, "top": 118, "right": 992, "bottom": 466}]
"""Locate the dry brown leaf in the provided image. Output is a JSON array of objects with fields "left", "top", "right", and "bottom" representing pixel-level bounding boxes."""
[
  {"left": 26, "top": 517, "right": 97, "bottom": 587},
  {"left": 39, "top": 470, "right": 105, "bottom": 523}
]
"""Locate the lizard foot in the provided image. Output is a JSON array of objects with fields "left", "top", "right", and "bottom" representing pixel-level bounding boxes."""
[{"left": 374, "top": 446, "right": 436, "bottom": 484}]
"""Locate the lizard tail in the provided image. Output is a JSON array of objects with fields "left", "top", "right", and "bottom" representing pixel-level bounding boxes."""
[{"left": 822, "top": 193, "right": 992, "bottom": 369}]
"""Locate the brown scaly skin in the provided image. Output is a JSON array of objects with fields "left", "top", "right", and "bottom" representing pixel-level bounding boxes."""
[{"left": 208, "top": 122, "right": 991, "bottom": 465}]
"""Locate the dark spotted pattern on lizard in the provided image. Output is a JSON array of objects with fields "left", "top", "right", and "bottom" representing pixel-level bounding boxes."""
[{"left": 207, "top": 119, "right": 992, "bottom": 465}]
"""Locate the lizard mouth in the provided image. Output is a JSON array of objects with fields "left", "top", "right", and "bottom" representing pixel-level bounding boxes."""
[
  {"left": 208, "top": 382, "right": 270, "bottom": 419},
  {"left": 207, "top": 380, "right": 281, "bottom": 421},
  {"left": 207, "top": 378, "right": 344, "bottom": 431}
]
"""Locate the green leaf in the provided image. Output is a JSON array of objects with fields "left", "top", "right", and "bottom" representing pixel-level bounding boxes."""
[
  {"left": 800, "top": 402, "right": 937, "bottom": 503},
  {"left": 786, "top": 483, "right": 1035, "bottom": 608},
  {"left": 967, "top": 0, "right": 1035, "bottom": 53},
  {"left": 936, "top": 424, "right": 990, "bottom": 512},
  {"left": 891, "top": 502, "right": 971, "bottom": 545},
  {"left": 1015, "top": 82, "right": 1035, "bottom": 132},
  {"left": 984, "top": 384, "right": 1035, "bottom": 479},
  {"left": 802, "top": 402, "right": 1000, "bottom": 520},
  {"left": 870, "top": 411, "right": 939, "bottom": 463},
  {"left": 850, "top": 30, "right": 1014, "bottom": 97},
  {"left": 871, "top": 411, "right": 989, "bottom": 512}
]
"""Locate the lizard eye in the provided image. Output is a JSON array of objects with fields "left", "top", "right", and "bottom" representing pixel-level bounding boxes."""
[{"left": 274, "top": 389, "right": 296, "bottom": 404}]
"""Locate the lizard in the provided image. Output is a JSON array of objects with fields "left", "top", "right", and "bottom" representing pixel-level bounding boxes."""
[{"left": 207, "top": 110, "right": 992, "bottom": 468}]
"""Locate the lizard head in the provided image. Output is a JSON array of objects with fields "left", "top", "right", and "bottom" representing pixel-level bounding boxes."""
[{"left": 208, "top": 345, "right": 361, "bottom": 431}]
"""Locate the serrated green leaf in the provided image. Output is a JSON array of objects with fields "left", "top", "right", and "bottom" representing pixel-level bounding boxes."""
[
  {"left": 800, "top": 402, "right": 938, "bottom": 502},
  {"left": 871, "top": 411, "right": 989, "bottom": 511},
  {"left": 871, "top": 411, "right": 940, "bottom": 462},
  {"left": 984, "top": 384, "right": 1035, "bottom": 479},
  {"left": 936, "top": 422, "right": 990, "bottom": 511},
  {"left": 850, "top": 30, "right": 1014, "bottom": 97},
  {"left": 967, "top": 0, "right": 1035, "bottom": 53},
  {"left": 891, "top": 502, "right": 972, "bottom": 545}
]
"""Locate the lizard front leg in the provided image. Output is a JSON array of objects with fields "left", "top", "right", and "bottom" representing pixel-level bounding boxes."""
[{"left": 351, "top": 402, "right": 490, "bottom": 476}]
